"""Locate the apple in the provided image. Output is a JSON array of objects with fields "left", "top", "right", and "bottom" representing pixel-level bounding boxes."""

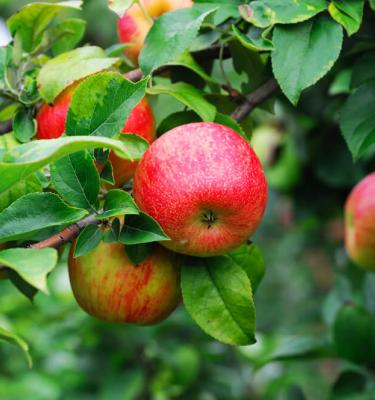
[
  {"left": 345, "top": 172, "right": 375, "bottom": 271},
  {"left": 133, "top": 122, "right": 268, "bottom": 257},
  {"left": 36, "top": 81, "right": 156, "bottom": 186},
  {"left": 118, "top": 0, "right": 192, "bottom": 65},
  {"left": 68, "top": 241, "right": 181, "bottom": 324}
]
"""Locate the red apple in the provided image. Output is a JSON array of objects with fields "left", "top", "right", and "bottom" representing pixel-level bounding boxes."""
[
  {"left": 36, "top": 81, "right": 156, "bottom": 186},
  {"left": 68, "top": 241, "right": 181, "bottom": 324},
  {"left": 118, "top": 0, "right": 192, "bottom": 65},
  {"left": 133, "top": 122, "right": 268, "bottom": 256},
  {"left": 345, "top": 172, "right": 375, "bottom": 271}
]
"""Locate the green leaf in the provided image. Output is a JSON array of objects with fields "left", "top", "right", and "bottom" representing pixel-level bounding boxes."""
[
  {"left": 157, "top": 111, "right": 201, "bottom": 136},
  {"left": 119, "top": 212, "right": 170, "bottom": 245},
  {"left": 147, "top": 82, "right": 216, "bottom": 122},
  {"left": 0, "top": 192, "right": 87, "bottom": 243},
  {"left": 232, "top": 25, "right": 274, "bottom": 52},
  {"left": 108, "top": 0, "right": 135, "bottom": 16},
  {"left": 328, "top": 68, "right": 352, "bottom": 95},
  {"left": 214, "top": 112, "right": 248, "bottom": 139},
  {"left": 331, "top": 371, "right": 366, "bottom": 400},
  {"left": 99, "top": 189, "right": 139, "bottom": 219},
  {"left": 0, "top": 247, "right": 58, "bottom": 294},
  {"left": 0, "top": 134, "right": 148, "bottom": 194},
  {"left": 125, "top": 243, "right": 154, "bottom": 265},
  {"left": 352, "top": 51, "right": 375, "bottom": 88},
  {"left": 371, "top": 0, "right": 375, "bottom": 11},
  {"left": 51, "top": 18, "right": 86, "bottom": 56},
  {"left": 339, "top": 81, "right": 375, "bottom": 159},
  {"left": 13, "top": 108, "right": 36, "bottom": 143},
  {"left": 7, "top": 1, "right": 82, "bottom": 52},
  {"left": 50, "top": 151, "right": 100, "bottom": 210},
  {"left": 102, "top": 217, "right": 121, "bottom": 243},
  {"left": 99, "top": 160, "right": 115, "bottom": 185},
  {"left": 74, "top": 224, "right": 102, "bottom": 257},
  {"left": 228, "top": 243, "right": 265, "bottom": 292},
  {"left": 0, "top": 325, "right": 32, "bottom": 367},
  {"left": 66, "top": 72, "right": 148, "bottom": 137},
  {"left": 272, "top": 15, "right": 343, "bottom": 104},
  {"left": 239, "top": 0, "right": 327, "bottom": 28},
  {"left": 333, "top": 304, "right": 375, "bottom": 366},
  {"left": 38, "top": 46, "right": 119, "bottom": 103},
  {"left": 139, "top": 7, "right": 216, "bottom": 75},
  {"left": 194, "top": 0, "right": 241, "bottom": 25},
  {"left": 328, "top": 0, "right": 364, "bottom": 36},
  {"left": 182, "top": 256, "right": 256, "bottom": 346}
]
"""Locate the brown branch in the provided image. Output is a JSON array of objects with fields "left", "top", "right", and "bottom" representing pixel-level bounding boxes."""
[{"left": 231, "top": 78, "right": 279, "bottom": 122}]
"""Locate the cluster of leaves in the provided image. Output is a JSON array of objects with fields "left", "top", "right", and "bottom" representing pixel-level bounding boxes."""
[{"left": 0, "top": 2, "right": 375, "bottom": 397}]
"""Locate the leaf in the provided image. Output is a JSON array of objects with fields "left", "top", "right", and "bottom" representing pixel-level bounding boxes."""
[
  {"left": 99, "top": 160, "right": 115, "bottom": 185},
  {"left": 13, "top": 108, "right": 36, "bottom": 143},
  {"left": 239, "top": 0, "right": 327, "bottom": 28},
  {"left": 272, "top": 15, "right": 343, "bottom": 104},
  {"left": 352, "top": 51, "right": 375, "bottom": 88},
  {"left": 125, "top": 243, "right": 154, "bottom": 265},
  {"left": 147, "top": 82, "right": 216, "bottom": 122},
  {"left": 50, "top": 151, "right": 100, "bottom": 210},
  {"left": 51, "top": 18, "right": 86, "bottom": 56},
  {"left": 139, "top": 7, "right": 216, "bottom": 75},
  {"left": 102, "top": 217, "right": 121, "bottom": 243},
  {"left": 0, "top": 325, "right": 32, "bottom": 367},
  {"left": 328, "top": 0, "right": 364, "bottom": 36},
  {"left": 330, "top": 371, "right": 366, "bottom": 399},
  {"left": 0, "top": 247, "right": 58, "bottom": 294},
  {"left": 228, "top": 243, "right": 265, "bottom": 292},
  {"left": 7, "top": 1, "right": 82, "bottom": 52},
  {"left": 0, "top": 192, "right": 87, "bottom": 243},
  {"left": 232, "top": 25, "right": 274, "bottom": 52},
  {"left": 38, "top": 46, "right": 119, "bottom": 103},
  {"left": 74, "top": 224, "right": 102, "bottom": 257},
  {"left": 0, "top": 134, "right": 148, "bottom": 194},
  {"left": 214, "top": 112, "right": 248, "bottom": 139},
  {"left": 108, "top": 0, "right": 135, "bottom": 16},
  {"left": 66, "top": 72, "right": 149, "bottom": 137},
  {"left": 194, "top": 0, "right": 241, "bottom": 25},
  {"left": 339, "top": 81, "right": 375, "bottom": 159},
  {"left": 371, "top": 0, "right": 375, "bottom": 11},
  {"left": 181, "top": 256, "right": 256, "bottom": 346},
  {"left": 119, "top": 212, "right": 170, "bottom": 245},
  {"left": 99, "top": 189, "right": 139, "bottom": 219},
  {"left": 157, "top": 111, "right": 201, "bottom": 136},
  {"left": 333, "top": 304, "right": 375, "bottom": 367}
]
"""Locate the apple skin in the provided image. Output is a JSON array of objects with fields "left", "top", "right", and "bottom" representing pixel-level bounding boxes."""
[
  {"left": 68, "top": 241, "right": 181, "bottom": 324},
  {"left": 118, "top": 0, "right": 192, "bottom": 65},
  {"left": 36, "top": 82, "right": 156, "bottom": 186},
  {"left": 133, "top": 122, "right": 268, "bottom": 257},
  {"left": 345, "top": 173, "right": 375, "bottom": 271}
]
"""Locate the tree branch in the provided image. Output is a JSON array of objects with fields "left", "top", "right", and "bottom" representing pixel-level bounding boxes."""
[{"left": 231, "top": 78, "right": 279, "bottom": 122}]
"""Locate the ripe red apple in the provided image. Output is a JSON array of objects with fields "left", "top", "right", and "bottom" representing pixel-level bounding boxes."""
[
  {"left": 345, "top": 172, "right": 375, "bottom": 271},
  {"left": 118, "top": 0, "right": 192, "bottom": 64},
  {"left": 133, "top": 122, "right": 268, "bottom": 256},
  {"left": 36, "top": 81, "right": 156, "bottom": 186},
  {"left": 68, "top": 241, "right": 181, "bottom": 324}
]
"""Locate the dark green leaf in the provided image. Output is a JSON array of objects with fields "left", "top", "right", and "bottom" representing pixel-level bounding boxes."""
[
  {"left": 99, "top": 160, "right": 115, "bottom": 185},
  {"left": 13, "top": 108, "right": 36, "bottom": 143},
  {"left": 102, "top": 217, "right": 121, "bottom": 243},
  {"left": 50, "top": 150, "right": 100, "bottom": 210},
  {"left": 330, "top": 370, "right": 366, "bottom": 399},
  {"left": 0, "top": 134, "right": 148, "bottom": 195},
  {"left": 119, "top": 212, "right": 170, "bottom": 245},
  {"left": 8, "top": 270, "right": 38, "bottom": 301},
  {"left": 0, "top": 192, "right": 87, "bottom": 243},
  {"left": 328, "top": 0, "right": 364, "bottom": 36},
  {"left": 215, "top": 112, "right": 248, "bottom": 139},
  {"left": 7, "top": 1, "right": 82, "bottom": 52},
  {"left": 147, "top": 82, "right": 216, "bottom": 122},
  {"left": 38, "top": 46, "right": 119, "bottom": 103},
  {"left": 51, "top": 18, "right": 86, "bottom": 56},
  {"left": 232, "top": 25, "right": 274, "bottom": 52},
  {"left": 74, "top": 224, "right": 102, "bottom": 257},
  {"left": 139, "top": 7, "right": 216, "bottom": 75},
  {"left": 0, "top": 325, "right": 32, "bottom": 367},
  {"left": 339, "top": 81, "right": 375, "bottom": 159},
  {"left": 228, "top": 243, "right": 265, "bottom": 292},
  {"left": 272, "top": 16, "right": 343, "bottom": 104},
  {"left": 181, "top": 256, "right": 256, "bottom": 346},
  {"left": 0, "top": 247, "right": 58, "bottom": 293},
  {"left": 66, "top": 72, "right": 148, "bottom": 137},
  {"left": 157, "top": 111, "right": 201, "bottom": 136},
  {"left": 239, "top": 0, "right": 327, "bottom": 28},
  {"left": 194, "top": 0, "right": 241, "bottom": 25},
  {"left": 99, "top": 189, "right": 139, "bottom": 219},
  {"left": 352, "top": 51, "right": 375, "bottom": 88},
  {"left": 125, "top": 243, "right": 154, "bottom": 264}
]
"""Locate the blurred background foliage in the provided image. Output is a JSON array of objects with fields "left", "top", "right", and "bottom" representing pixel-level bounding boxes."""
[{"left": 0, "top": 1, "right": 375, "bottom": 400}]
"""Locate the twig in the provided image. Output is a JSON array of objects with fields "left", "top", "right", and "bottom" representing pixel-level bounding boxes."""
[{"left": 231, "top": 78, "right": 279, "bottom": 122}]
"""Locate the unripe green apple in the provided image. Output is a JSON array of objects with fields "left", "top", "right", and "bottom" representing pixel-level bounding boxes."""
[
  {"left": 36, "top": 81, "right": 156, "bottom": 187},
  {"left": 345, "top": 173, "right": 375, "bottom": 271},
  {"left": 68, "top": 241, "right": 181, "bottom": 324},
  {"left": 118, "top": 0, "right": 192, "bottom": 64},
  {"left": 251, "top": 125, "right": 301, "bottom": 192},
  {"left": 133, "top": 122, "right": 267, "bottom": 257}
]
